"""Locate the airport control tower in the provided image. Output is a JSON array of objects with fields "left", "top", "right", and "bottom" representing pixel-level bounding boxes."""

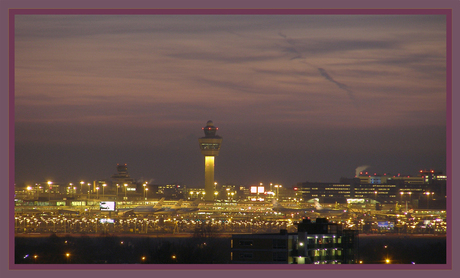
[{"left": 199, "top": 120, "right": 223, "bottom": 201}]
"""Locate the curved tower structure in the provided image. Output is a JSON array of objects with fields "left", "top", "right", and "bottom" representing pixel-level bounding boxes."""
[{"left": 199, "top": 120, "right": 222, "bottom": 201}]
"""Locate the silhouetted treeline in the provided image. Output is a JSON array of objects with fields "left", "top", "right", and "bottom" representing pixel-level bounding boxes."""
[
  {"left": 16, "top": 234, "right": 446, "bottom": 264},
  {"left": 15, "top": 233, "right": 231, "bottom": 264},
  {"left": 358, "top": 236, "right": 446, "bottom": 264}
]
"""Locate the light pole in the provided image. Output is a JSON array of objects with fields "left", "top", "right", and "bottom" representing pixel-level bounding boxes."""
[
  {"left": 124, "top": 184, "right": 128, "bottom": 199},
  {"left": 88, "top": 183, "right": 91, "bottom": 199},
  {"left": 26, "top": 186, "right": 32, "bottom": 198},
  {"left": 35, "top": 183, "right": 40, "bottom": 198},
  {"left": 96, "top": 187, "right": 99, "bottom": 199},
  {"left": 384, "top": 245, "right": 390, "bottom": 264},
  {"left": 80, "top": 181, "right": 84, "bottom": 195},
  {"left": 116, "top": 184, "right": 119, "bottom": 200},
  {"left": 47, "top": 181, "right": 52, "bottom": 202},
  {"left": 426, "top": 192, "right": 431, "bottom": 209},
  {"left": 143, "top": 183, "right": 147, "bottom": 202},
  {"left": 102, "top": 184, "right": 107, "bottom": 198}
]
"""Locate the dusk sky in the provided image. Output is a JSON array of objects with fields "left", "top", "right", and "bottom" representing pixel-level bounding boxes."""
[{"left": 14, "top": 13, "right": 447, "bottom": 188}]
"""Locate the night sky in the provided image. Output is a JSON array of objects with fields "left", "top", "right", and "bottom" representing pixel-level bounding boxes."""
[{"left": 14, "top": 14, "right": 447, "bottom": 188}]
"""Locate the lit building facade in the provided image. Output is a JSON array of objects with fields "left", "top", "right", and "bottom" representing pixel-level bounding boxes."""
[
  {"left": 297, "top": 170, "right": 446, "bottom": 208},
  {"left": 198, "top": 121, "right": 222, "bottom": 201},
  {"left": 231, "top": 218, "right": 359, "bottom": 264},
  {"left": 295, "top": 182, "right": 352, "bottom": 203},
  {"left": 157, "top": 184, "right": 186, "bottom": 199}
]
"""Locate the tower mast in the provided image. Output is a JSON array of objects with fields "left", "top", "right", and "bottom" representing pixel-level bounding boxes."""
[{"left": 198, "top": 120, "right": 223, "bottom": 201}]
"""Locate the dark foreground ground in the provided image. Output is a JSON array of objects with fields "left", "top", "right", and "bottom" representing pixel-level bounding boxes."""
[{"left": 15, "top": 234, "right": 446, "bottom": 264}]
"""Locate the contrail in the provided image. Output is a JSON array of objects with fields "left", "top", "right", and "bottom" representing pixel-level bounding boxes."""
[
  {"left": 317, "top": 67, "right": 358, "bottom": 107},
  {"left": 278, "top": 32, "right": 359, "bottom": 108}
]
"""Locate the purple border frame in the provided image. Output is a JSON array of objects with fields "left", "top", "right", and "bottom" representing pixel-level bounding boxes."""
[{"left": 2, "top": 0, "right": 457, "bottom": 277}]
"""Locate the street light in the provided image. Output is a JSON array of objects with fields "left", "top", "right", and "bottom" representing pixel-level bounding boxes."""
[
  {"left": 47, "top": 181, "right": 53, "bottom": 201},
  {"left": 96, "top": 187, "right": 100, "bottom": 199},
  {"left": 80, "top": 181, "right": 84, "bottom": 194},
  {"left": 35, "top": 183, "right": 40, "bottom": 198},
  {"left": 102, "top": 184, "right": 107, "bottom": 198},
  {"left": 425, "top": 192, "right": 431, "bottom": 209},
  {"left": 26, "top": 186, "right": 32, "bottom": 198},
  {"left": 124, "top": 184, "right": 128, "bottom": 199}
]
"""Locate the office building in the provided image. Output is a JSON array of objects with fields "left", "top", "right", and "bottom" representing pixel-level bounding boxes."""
[{"left": 231, "top": 218, "right": 358, "bottom": 264}]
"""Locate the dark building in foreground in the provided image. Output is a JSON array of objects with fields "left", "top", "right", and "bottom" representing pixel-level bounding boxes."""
[{"left": 231, "top": 218, "right": 358, "bottom": 264}]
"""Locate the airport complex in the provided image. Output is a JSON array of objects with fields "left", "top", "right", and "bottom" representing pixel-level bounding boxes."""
[{"left": 13, "top": 121, "right": 447, "bottom": 264}]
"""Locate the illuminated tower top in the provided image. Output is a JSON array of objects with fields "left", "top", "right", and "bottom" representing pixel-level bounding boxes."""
[
  {"left": 199, "top": 120, "right": 222, "bottom": 156},
  {"left": 202, "top": 120, "right": 221, "bottom": 138}
]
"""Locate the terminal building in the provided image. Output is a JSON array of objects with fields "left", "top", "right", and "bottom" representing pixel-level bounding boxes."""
[
  {"left": 295, "top": 170, "right": 446, "bottom": 208},
  {"left": 231, "top": 218, "right": 358, "bottom": 264}
]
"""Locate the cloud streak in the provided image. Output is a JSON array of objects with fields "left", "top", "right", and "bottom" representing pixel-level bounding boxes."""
[
  {"left": 317, "top": 67, "right": 358, "bottom": 108},
  {"left": 278, "top": 31, "right": 359, "bottom": 107}
]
